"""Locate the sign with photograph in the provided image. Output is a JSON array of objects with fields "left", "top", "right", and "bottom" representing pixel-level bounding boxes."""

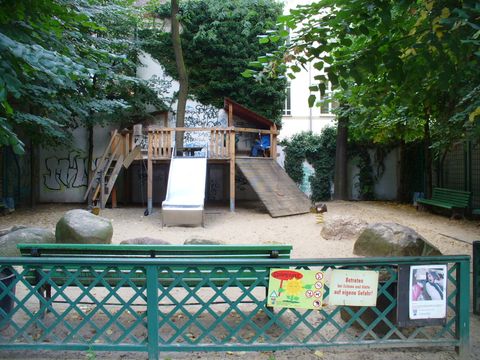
[
  {"left": 409, "top": 265, "right": 447, "bottom": 319},
  {"left": 267, "top": 269, "right": 325, "bottom": 310},
  {"left": 328, "top": 269, "right": 379, "bottom": 306}
]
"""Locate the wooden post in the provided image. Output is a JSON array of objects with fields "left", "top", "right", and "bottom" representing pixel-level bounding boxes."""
[
  {"left": 228, "top": 103, "right": 233, "bottom": 127},
  {"left": 271, "top": 124, "right": 277, "bottom": 160},
  {"left": 147, "top": 132, "right": 153, "bottom": 215},
  {"left": 111, "top": 187, "right": 117, "bottom": 208},
  {"left": 229, "top": 130, "right": 235, "bottom": 212}
]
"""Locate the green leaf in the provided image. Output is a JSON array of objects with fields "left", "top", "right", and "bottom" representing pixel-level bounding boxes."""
[
  {"left": 469, "top": 107, "right": 480, "bottom": 122},
  {"left": 291, "top": 65, "right": 301, "bottom": 73},
  {"left": 269, "top": 35, "right": 280, "bottom": 42},
  {"left": 313, "top": 62, "right": 324, "bottom": 71},
  {"left": 248, "top": 61, "right": 263, "bottom": 69},
  {"left": 328, "top": 71, "right": 339, "bottom": 86},
  {"left": 2, "top": 101, "right": 13, "bottom": 115},
  {"left": 241, "top": 70, "right": 254, "bottom": 78},
  {"left": 341, "top": 38, "right": 352, "bottom": 46},
  {"left": 258, "top": 36, "right": 270, "bottom": 44},
  {"left": 279, "top": 29, "right": 289, "bottom": 38},
  {"left": 319, "top": 83, "right": 326, "bottom": 96},
  {"left": 308, "top": 94, "right": 316, "bottom": 107}
]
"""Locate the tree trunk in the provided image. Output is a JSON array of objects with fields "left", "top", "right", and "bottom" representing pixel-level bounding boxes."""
[
  {"left": 397, "top": 139, "right": 409, "bottom": 202},
  {"left": 87, "top": 124, "right": 94, "bottom": 205},
  {"left": 333, "top": 115, "right": 348, "bottom": 200},
  {"left": 424, "top": 114, "right": 433, "bottom": 198},
  {"left": 30, "top": 140, "right": 39, "bottom": 208},
  {"left": 171, "top": 0, "right": 188, "bottom": 151}
]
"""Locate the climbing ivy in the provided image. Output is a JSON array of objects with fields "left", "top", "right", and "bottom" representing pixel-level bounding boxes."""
[
  {"left": 349, "top": 144, "right": 393, "bottom": 200},
  {"left": 282, "top": 127, "right": 392, "bottom": 201},
  {"left": 352, "top": 146, "right": 375, "bottom": 200},
  {"left": 282, "top": 127, "right": 337, "bottom": 202}
]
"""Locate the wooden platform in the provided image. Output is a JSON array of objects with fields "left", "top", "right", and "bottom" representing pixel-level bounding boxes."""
[{"left": 235, "top": 158, "right": 311, "bottom": 217}]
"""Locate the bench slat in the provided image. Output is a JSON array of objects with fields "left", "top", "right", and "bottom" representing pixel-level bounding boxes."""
[
  {"left": 418, "top": 187, "right": 471, "bottom": 215},
  {"left": 18, "top": 244, "right": 292, "bottom": 291},
  {"left": 18, "top": 244, "right": 292, "bottom": 258}
]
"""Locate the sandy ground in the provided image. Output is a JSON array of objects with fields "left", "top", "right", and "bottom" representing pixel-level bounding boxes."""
[{"left": 0, "top": 200, "right": 479, "bottom": 359}]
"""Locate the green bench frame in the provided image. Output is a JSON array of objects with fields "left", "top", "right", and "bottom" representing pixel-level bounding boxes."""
[
  {"left": 17, "top": 243, "right": 292, "bottom": 304},
  {"left": 416, "top": 187, "right": 471, "bottom": 217}
]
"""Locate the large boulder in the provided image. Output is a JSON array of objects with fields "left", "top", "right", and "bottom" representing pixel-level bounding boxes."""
[
  {"left": 184, "top": 238, "right": 225, "bottom": 245},
  {"left": 56, "top": 209, "right": 113, "bottom": 244},
  {"left": 0, "top": 225, "right": 27, "bottom": 238},
  {"left": 321, "top": 216, "right": 368, "bottom": 241},
  {"left": 121, "top": 237, "right": 170, "bottom": 245},
  {"left": 0, "top": 227, "right": 55, "bottom": 257},
  {"left": 354, "top": 222, "right": 442, "bottom": 257}
]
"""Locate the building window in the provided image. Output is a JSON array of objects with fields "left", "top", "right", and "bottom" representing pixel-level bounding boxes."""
[
  {"left": 320, "top": 82, "right": 338, "bottom": 114},
  {"left": 283, "top": 82, "right": 291, "bottom": 116}
]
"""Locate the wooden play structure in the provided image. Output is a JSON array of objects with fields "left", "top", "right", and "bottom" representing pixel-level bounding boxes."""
[{"left": 84, "top": 98, "right": 310, "bottom": 218}]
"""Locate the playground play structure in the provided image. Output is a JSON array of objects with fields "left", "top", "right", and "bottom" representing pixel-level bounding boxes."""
[{"left": 84, "top": 99, "right": 310, "bottom": 223}]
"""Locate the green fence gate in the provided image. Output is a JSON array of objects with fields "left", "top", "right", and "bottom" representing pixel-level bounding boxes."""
[{"left": 0, "top": 255, "right": 470, "bottom": 359}]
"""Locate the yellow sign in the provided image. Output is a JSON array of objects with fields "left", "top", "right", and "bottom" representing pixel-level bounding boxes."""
[
  {"left": 267, "top": 269, "right": 325, "bottom": 310},
  {"left": 328, "top": 269, "right": 379, "bottom": 306}
]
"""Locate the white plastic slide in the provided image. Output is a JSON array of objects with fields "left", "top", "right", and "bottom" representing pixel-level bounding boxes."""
[{"left": 161, "top": 157, "right": 207, "bottom": 227}]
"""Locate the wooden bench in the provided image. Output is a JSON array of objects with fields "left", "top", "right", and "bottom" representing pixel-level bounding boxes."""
[
  {"left": 17, "top": 243, "right": 292, "bottom": 305},
  {"left": 416, "top": 187, "right": 471, "bottom": 217}
]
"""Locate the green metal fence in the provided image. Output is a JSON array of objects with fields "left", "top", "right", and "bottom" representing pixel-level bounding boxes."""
[
  {"left": 474, "top": 241, "right": 479, "bottom": 315},
  {"left": 0, "top": 256, "right": 470, "bottom": 359}
]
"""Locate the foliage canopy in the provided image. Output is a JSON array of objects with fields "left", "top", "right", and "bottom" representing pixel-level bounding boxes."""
[
  {"left": 140, "top": 0, "right": 286, "bottom": 123},
  {"left": 0, "top": 0, "right": 167, "bottom": 153},
  {"left": 253, "top": 0, "right": 480, "bottom": 154}
]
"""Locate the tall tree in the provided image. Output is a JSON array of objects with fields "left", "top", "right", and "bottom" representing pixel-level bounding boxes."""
[
  {"left": 333, "top": 109, "right": 348, "bottom": 200},
  {"left": 0, "top": 0, "right": 168, "bottom": 155},
  {"left": 170, "top": 0, "right": 188, "bottom": 149},
  {"left": 141, "top": 0, "right": 286, "bottom": 123},
  {"left": 253, "top": 0, "right": 480, "bottom": 198}
]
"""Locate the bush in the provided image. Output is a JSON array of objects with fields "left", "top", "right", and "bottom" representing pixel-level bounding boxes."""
[{"left": 282, "top": 127, "right": 337, "bottom": 201}]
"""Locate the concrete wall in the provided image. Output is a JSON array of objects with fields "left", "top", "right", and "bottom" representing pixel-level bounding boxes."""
[
  {"left": 347, "top": 148, "right": 399, "bottom": 201},
  {"left": 39, "top": 126, "right": 112, "bottom": 203}
]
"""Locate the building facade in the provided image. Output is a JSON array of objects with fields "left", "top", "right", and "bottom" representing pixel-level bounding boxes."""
[{"left": 279, "top": 0, "right": 336, "bottom": 140}]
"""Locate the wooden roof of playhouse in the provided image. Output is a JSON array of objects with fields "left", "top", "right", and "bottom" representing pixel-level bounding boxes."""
[{"left": 223, "top": 98, "right": 281, "bottom": 129}]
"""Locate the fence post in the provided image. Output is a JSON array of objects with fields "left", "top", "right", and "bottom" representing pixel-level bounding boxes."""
[
  {"left": 474, "top": 241, "right": 479, "bottom": 315},
  {"left": 455, "top": 258, "right": 470, "bottom": 359},
  {"left": 146, "top": 265, "right": 159, "bottom": 360}
]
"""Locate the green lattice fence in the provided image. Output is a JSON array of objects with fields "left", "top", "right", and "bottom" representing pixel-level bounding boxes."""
[{"left": 0, "top": 256, "right": 470, "bottom": 359}]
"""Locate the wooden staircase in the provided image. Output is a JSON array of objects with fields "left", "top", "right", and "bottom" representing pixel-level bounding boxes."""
[{"left": 84, "top": 130, "right": 139, "bottom": 208}]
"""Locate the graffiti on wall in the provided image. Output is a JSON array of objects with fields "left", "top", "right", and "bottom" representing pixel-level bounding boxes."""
[
  {"left": 43, "top": 150, "right": 88, "bottom": 191},
  {"left": 183, "top": 104, "right": 224, "bottom": 145},
  {"left": 235, "top": 172, "right": 250, "bottom": 192}
]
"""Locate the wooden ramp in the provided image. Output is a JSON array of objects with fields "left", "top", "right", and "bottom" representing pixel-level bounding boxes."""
[{"left": 236, "top": 158, "right": 311, "bottom": 217}]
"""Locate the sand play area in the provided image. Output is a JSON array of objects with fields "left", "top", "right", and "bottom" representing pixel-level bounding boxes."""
[{"left": 0, "top": 200, "right": 479, "bottom": 359}]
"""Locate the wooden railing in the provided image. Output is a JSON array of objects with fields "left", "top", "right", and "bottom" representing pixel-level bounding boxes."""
[
  {"left": 142, "top": 126, "right": 278, "bottom": 160},
  {"left": 148, "top": 128, "right": 173, "bottom": 159},
  {"left": 209, "top": 128, "right": 232, "bottom": 158}
]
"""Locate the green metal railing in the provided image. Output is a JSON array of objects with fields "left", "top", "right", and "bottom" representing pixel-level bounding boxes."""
[
  {"left": 474, "top": 241, "right": 479, "bottom": 315},
  {"left": 0, "top": 256, "right": 470, "bottom": 360}
]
